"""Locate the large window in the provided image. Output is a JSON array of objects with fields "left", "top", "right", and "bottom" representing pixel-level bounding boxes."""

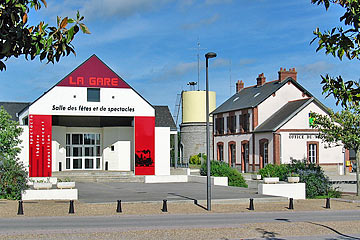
[
  {"left": 217, "top": 143, "right": 224, "bottom": 161},
  {"left": 66, "top": 133, "right": 101, "bottom": 170},
  {"left": 259, "top": 139, "right": 269, "bottom": 168},
  {"left": 227, "top": 115, "right": 236, "bottom": 134},
  {"left": 242, "top": 142, "right": 249, "bottom": 172},
  {"left": 215, "top": 117, "right": 224, "bottom": 135},
  {"left": 87, "top": 88, "right": 100, "bottom": 102},
  {"left": 239, "top": 113, "right": 250, "bottom": 133},
  {"left": 308, "top": 142, "right": 318, "bottom": 164}
]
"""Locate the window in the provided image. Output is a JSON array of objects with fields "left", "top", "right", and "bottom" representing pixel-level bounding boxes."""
[
  {"left": 239, "top": 113, "right": 250, "bottom": 133},
  {"left": 227, "top": 115, "right": 236, "bottom": 134},
  {"left": 217, "top": 143, "right": 224, "bottom": 161},
  {"left": 259, "top": 139, "right": 269, "bottom": 168},
  {"left": 229, "top": 143, "right": 236, "bottom": 167},
  {"left": 215, "top": 117, "right": 224, "bottom": 135},
  {"left": 241, "top": 142, "right": 249, "bottom": 172},
  {"left": 65, "top": 133, "right": 101, "bottom": 170},
  {"left": 87, "top": 88, "right": 100, "bottom": 102},
  {"left": 308, "top": 142, "right": 318, "bottom": 164}
]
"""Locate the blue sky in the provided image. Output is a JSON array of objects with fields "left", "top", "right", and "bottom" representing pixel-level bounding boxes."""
[{"left": 0, "top": 0, "right": 358, "bottom": 120}]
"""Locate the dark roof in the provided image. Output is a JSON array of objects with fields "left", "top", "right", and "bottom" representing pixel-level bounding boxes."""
[
  {"left": 0, "top": 102, "right": 30, "bottom": 121},
  {"left": 254, "top": 97, "right": 329, "bottom": 133},
  {"left": 154, "top": 106, "right": 177, "bottom": 131},
  {"left": 212, "top": 78, "right": 312, "bottom": 115}
]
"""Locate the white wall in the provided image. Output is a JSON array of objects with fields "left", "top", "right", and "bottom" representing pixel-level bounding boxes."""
[
  {"left": 258, "top": 82, "right": 307, "bottom": 126},
  {"left": 282, "top": 101, "right": 325, "bottom": 129},
  {"left": 26, "top": 86, "right": 154, "bottom": 118},
  {"left": 155, "top": 127, "right": 170, "bottom": 175},
  {"left": 18, "top": 126, "right": 29, "bottom": 172},
  {"left": 52, "top": 126, "right": 66, "bottom": 172},
  {"left": 103, "top": 127, "right": 133, "bottom": 171},
  {"left": 280, "top": 102, "right": 343, "bottom": 165},
  {"left": 214, "top": 134, "right": 252, "bottom": 165}
]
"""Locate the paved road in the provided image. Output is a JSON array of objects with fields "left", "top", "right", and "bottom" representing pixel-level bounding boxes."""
[
  {"left": 77, "top": 182, "right": 281, "bottom": 203},
  {"left": 1, "top": 210, "right": 359, "bottom": 234}
]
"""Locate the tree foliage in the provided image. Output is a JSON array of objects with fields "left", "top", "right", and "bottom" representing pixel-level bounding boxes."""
[
  {"left": 311, "top": 0, "right": 360, "bottom": 107},
  {"left": 0, "top": 0, "right": 90, "bottom": 71},
  {"left": 310, "top": 105, "right": 360, "bottom": 195},
  {"left": 0, "top": 107, "right": 28, "bottom": 200},
  {"left": 0, "top": 106, "right": 23, "bottom": 159}
]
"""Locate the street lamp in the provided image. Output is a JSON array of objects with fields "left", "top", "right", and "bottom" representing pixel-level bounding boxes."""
[{"left": 205, "top": 52, "right": 216, "bottom": 211}]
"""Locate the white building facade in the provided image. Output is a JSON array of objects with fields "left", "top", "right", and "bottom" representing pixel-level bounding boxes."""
[
  {"left": 212, "top": 68, "right": 345, "bottom": 174},
  {"left": 12, "top": 55, "right": 174, "bottom": 177}
]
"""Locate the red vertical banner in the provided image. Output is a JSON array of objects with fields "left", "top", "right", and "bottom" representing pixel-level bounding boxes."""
[
  {"left": 134, "top": 116, "right": 155, "bottom": 175},
  {"left": 29, "top": 115, "right": 52, "bottom": 177}
]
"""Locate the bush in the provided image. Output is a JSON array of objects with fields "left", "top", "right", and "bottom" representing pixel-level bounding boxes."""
[
  {"left": 189, "top": 153, "right": 206, "bottom": 165},
  {"left": 257, "top": 161, "right": 340, "bottom": 198},
  {"left": 289, "top": 160, "right": 339, "bottom": 198},
  {"left": 258, "top": 164, "right": 289, "bottom": 181},
  {"left": 200, "top": 160, "right": 248, "bottom": 188},
  {"left": 0, "top": 156, "right": 29, "bottom": 200}
]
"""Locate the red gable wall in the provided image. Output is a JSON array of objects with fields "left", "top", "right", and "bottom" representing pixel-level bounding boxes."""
[{"left": 57, "top": 55, "right": 130, "bottom": 88}]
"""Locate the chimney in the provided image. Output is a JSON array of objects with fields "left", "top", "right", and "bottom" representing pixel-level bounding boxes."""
[
  {"left": 236, "top": 80, "right": 244, "bottom": 93},
  {"left": 278, "top": 67, "right": 297, "bottom": 82},
  {"left": 256, "top": 73, "right": 266, "bottom": 87}
]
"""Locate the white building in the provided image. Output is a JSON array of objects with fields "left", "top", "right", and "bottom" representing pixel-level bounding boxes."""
[
  {"left": 1, "top": 55, "right": 176, "bottom": 176},
  {"left": 212, "top": 68, "right": 346, "bottom": 174}
]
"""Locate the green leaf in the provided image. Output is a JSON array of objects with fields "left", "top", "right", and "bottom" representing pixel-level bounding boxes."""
[{"left": 79, "top": 23, "right": 91, "bottom": 34}]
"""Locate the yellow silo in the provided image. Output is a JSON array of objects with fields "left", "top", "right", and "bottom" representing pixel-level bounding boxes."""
[{"left": 182, "top": 90, "right": 216, "bottom": 123}]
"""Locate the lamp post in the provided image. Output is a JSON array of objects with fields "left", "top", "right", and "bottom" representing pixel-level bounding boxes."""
[{"left": 205, "top": 52, "right": 217, "bottom": 211}]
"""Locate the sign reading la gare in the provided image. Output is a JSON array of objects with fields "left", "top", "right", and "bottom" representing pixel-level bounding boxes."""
[{"left": 68, "top": 76, "right": 120, "bottom": 87}]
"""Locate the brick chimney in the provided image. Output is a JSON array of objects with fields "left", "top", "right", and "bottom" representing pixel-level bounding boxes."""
[
  {"left": 236, "top": 80, "right": 244, "bottom": 93},
  {"left": 256, "top": 73, "right": 266, "bottom": 87},
  {"left": 278, "top": 67, "right": 297, "bottom": 82}
]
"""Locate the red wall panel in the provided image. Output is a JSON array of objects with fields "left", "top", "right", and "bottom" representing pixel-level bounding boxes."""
[
  {"left": 29, "top": 115, "right": 52, "bottom": 177},
  {"left": 134, "top": 116, "right": 155, "bottom": 175}
]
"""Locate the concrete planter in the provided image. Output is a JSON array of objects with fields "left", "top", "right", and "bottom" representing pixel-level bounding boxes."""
[
  {"left": 252, "top": 174, "right": 262, "bottom": 180},
  {"left": 263, "top": 177, "right": 279, "bottom": 184},
  {"left": 287, "top": 176, "right": 300, "bottom": 183},
  {"left": 57, "top": 182, "right": 75, "bottom": 189},
  {"left": 33, "top": 182, "right": 52, "bottom": 190}
]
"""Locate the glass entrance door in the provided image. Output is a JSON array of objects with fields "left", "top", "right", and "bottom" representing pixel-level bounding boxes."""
[{"left": 66, "top": 133, "right": 101, "bottom": 170}]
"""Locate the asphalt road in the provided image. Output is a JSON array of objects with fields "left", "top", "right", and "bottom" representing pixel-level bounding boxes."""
[
  {"left": 76, "top": 182, "right": 280, "bottom": 203},
  {"left": 1, "top": 210, "right": 359, "bottom": 235}
]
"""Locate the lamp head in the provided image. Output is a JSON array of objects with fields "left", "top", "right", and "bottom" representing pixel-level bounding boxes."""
[{"left": 205, "top": 52, "right": 217, "bottom": 59}]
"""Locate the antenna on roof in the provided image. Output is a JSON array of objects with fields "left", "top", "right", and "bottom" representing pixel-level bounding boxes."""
[{"left": 189, "top": 37, "right": 206, "bottom": 90}]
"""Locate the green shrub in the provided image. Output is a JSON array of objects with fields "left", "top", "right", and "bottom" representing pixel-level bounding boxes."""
[
  {"left": 200, "top": 160, "right": 248, "bottom": 188},
  {"left": 289, "top": 160, "right": 340, "bottom": 198},
  {"left": 189, "top": 153, "right": 206, "bottom": 165},
  {"left": 258, "top": 164, "right": 289, "bottom": 181},
  {"left": 0, "top": 156, "right": 29, "bottom": 200}
]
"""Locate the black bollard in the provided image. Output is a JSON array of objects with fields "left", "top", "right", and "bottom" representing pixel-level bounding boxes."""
[
  {"left": 325, "top": 198, "right": 330, "bottom": 209},
  {"left": 162, "top": 199, "right": 168, "bottom": 212},
  {"left": 249, "top": 198, "right": 254, "bottom": 210},
  {"left": 116, "top": 200, "right": 122, "bottom": 213},
  {"left": 288, "top": 198, "right": 294, "bottom": 210},
  {"left": 17, "top": 200, "right": 24, "bottom": 215},
  {"left": 69, "top": 200, "right": 75, "bottom": 214}
]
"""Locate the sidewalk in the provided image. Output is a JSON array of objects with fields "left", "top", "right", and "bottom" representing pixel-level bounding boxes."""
[{"left": 0, "top": 198, "right": 359, "bottom": 218}]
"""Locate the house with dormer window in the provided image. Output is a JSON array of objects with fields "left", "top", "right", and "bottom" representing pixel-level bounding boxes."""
[{"left": 212, "top": 68, "right": 346, "bottom": 174}]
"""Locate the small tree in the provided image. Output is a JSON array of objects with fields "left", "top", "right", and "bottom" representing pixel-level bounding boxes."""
[
  {"left": 310, "top": 105, "right": 360, "bottom": 196},
  {"left": 0, "top": 107, "right": 28, "bottom": 199}
]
